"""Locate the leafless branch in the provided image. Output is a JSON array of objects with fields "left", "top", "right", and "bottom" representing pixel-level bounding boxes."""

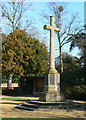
[{"left": 1, "top": 2, "right": 33, "bottom": 32}]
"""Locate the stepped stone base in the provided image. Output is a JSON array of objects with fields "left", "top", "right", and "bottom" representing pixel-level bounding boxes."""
[
  {"left": 39, "top": 91, "right": 63, "bottom": 102},
  {"left": 15, "top": 100, "right": 83, "bottom": 111}
]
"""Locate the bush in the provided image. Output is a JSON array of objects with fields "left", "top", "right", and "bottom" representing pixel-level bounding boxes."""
[
  {"left": 2, "top": 76, "right": 8, "bottom": 83},
  {"left": 2, "top": 87, "right": 18, "bottom": 96},
  {"left": 2, "top": 74, "right": 19, "bottom": 83},
  {"left": 65, "top": 85, "right": 86, "bottom": 100},
  {"left": 61, "top": 69, "right": 86, "bottom": 86}
]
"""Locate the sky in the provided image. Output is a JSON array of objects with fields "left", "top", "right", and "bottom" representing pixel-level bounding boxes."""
[
  {"left": 30, "top": 2, "right": 84, "bottom": 58},
  {"left": 1, "top": 1, "right": 85, "bottom": 58}
]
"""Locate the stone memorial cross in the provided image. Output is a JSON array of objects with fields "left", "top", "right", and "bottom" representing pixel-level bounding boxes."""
[
  {"left": 39, "top": 16, "right": 63, "bottom": 102},
  {"left": 44, "top": 16, "right": 60, "bottom": 72}
]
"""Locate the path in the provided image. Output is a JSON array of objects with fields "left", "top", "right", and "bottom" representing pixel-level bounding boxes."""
[{"left": 0, "top": 95, "right": 86, "bottom": 119}]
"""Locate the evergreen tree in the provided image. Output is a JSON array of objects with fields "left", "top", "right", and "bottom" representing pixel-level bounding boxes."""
[{"left": 2, "top": 30, "right": 49, "bottom": 81}]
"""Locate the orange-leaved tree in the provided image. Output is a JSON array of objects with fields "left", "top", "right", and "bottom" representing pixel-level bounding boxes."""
[{"left": 2, "top": 30, "right": 49, "bottom": 82}]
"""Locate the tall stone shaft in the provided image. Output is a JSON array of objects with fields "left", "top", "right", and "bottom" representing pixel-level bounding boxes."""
[
  {"left": 50, "top": 16, "right": 55, "bottom": 70},
  {"left": 44, "top": 16, "right": 60, "bottom": 72}
]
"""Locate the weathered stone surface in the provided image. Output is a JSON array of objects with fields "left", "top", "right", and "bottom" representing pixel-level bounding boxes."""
[
  {"left": 39, "top": 91, "right": 62, "bottom": 102},
  {"left": 44, "top": 16, "right": 60, "bottom": 71},
  {"left": 39, "top": 16, "right": 63, "bottom": 102},
  {"left": 44, "top": 73, "right": 60, "bottom": 91},
  {"left": 16, "top": 100, "right": 83, "bottom": 111}
]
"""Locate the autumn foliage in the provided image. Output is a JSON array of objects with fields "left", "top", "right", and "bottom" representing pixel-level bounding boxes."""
[{"left": 2, "top": 30, "right": 49, "bottom": 78}]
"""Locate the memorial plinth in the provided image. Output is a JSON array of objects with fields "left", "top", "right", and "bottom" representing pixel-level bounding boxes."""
[
  {"left": 39, "top": 16, "right": 64, "bottom": 102},
  {"left": 39, "top": 72, "right": 62, "bottom": 102}
]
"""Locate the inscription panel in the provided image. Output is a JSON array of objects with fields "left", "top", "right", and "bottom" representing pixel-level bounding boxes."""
[
  {"left": 50, "top": 74, "right": 54, "bottom": 85},
  {"left": 56, "top": 74, "right": 58, "bottom": 85},
  {"left": 56, "top": 74, "right": 60, "bottom": 85}
]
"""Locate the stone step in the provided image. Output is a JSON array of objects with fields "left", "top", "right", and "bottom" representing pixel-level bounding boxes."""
[
  {"left": 15, "top": 104, "right": 35, "bottom": 111},
  {"left": 24, "top": 102, "right": 39, "bottom": 108},
  {"left": 15, "top": 100, "right": 84, "bottom": 111},
  {"left": 30, "top": 100, "right": 67, "bottom": 105}
]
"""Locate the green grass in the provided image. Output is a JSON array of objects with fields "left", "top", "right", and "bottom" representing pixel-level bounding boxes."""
[
  {"left": 2, "top": 118, "right": 84, "bottom": 120},
  {"left": 2, "top": 97, "right": 31, "bottom": 101}
]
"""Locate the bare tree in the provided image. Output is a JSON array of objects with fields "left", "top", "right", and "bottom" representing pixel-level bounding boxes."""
[
  {"left": 1, "top": 1, "right": 33, "bottom": 87},
  {"left": 42, "top": 2, "right": 82, "bottom": 73},
  {"left": 1, "top": 1, "right": 33, "bottom": 32}
]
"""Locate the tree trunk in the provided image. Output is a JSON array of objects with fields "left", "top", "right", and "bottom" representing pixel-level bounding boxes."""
[
  {"left": 59, "top": 45, "right": 63, "bottom": 73},
  {"left": 58, "top": 31, "right": 63, "bottom": 73},
  {"left": 7, "top": 73, "right": 12, "bottom": 88}
]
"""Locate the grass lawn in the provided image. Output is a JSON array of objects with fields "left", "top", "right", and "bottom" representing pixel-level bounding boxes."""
[
  {"left": 2, "top": 97, "right": 31, "bottom": 101},
  {"left": 1, "top": 118, "right": 85, "bottom": 120}
]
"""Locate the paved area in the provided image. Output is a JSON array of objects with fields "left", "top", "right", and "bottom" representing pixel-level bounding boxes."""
[{"left": 0, "top": 95, "right": 86, "bottom": 118}]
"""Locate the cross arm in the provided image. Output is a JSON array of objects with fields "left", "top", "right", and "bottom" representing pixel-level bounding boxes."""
[
  {"left": 44, "top": 25, "right": 52, "bottom": 30},
  {"left": 54, "top": 27, "right": 60, "bottom": 32}
]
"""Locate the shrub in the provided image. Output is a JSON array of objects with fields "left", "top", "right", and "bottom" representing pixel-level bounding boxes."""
[
  {"left": 61, "top": 69, "right": 86, "bottom": 86},
  {"left": 2, "top": 87, "right": 18, "bottom": 96},
  {"left": 65, "top": 85, "right": 86, "bottom": 100}
]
